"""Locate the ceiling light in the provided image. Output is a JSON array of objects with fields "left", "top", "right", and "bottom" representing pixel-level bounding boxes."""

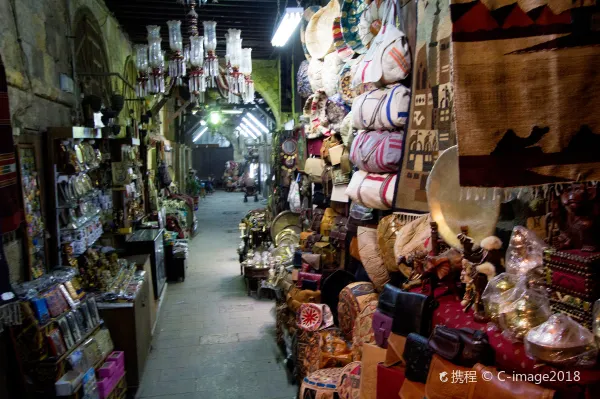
[
  {"left": 221, "top": 109, "right": 243, "bottom": 114},
  {"left": 238, "top": 124, "right": 257, "bottom": 139},
  {"left": 210, "top": 111, "right": 221, "bottom": 125},
  {"left": 271, "top": 8, "right": 303, "bottom": 47},
  {"left": 241, "top": 121, "right": 261, "bottom": 137},
  {"left": 245, "top": 113, "right": 269, "bottom": 134},
  {"left": 200, "top": 119, "right": 207, "bottom": 126},
  {"left": 193, "top": 126, "right": 208, "bottom": 143}
]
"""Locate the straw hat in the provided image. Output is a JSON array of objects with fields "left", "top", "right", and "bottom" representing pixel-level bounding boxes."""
[
  {"left": 305, "top": 0, "right": 341, "bottom": 60},
  {"left": 341, "top": 0, "right": 370, "bottom": 54},
  {"left": 358, "top": 0, "right": 386, "bottom": 49},
  {"left": 300, "top": 6, "right": 321, "bottom": 61},
  {"left": 333, "top": 16, "right": 354, "bottom": 61}
]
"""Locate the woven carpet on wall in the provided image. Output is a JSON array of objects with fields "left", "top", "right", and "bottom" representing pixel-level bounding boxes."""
[
  {"left": 394, "top": 0, "right": 455, "bottom": 212},
  {"left": 451, "top": 0, "right": 600, "bottom": 187}
]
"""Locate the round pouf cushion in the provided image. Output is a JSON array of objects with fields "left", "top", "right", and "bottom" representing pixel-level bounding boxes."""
[
  {"left": 338, "top": 282, "right": 378, "bottom": 341},
  {"left": 300, "top": 367, "right": 343, "bottom": 399}
]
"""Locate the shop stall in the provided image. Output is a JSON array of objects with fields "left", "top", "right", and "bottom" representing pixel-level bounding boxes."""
[{"left": 252, "top": 1, "right": 600, "bottom": 399}]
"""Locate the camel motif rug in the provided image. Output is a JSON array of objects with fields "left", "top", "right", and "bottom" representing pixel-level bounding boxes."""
[{"left": 451, "top": 0, "right": 600, "bottom": 187}]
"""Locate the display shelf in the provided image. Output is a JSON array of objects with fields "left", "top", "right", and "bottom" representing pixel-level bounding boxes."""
[
  {"left": 33, "top": 322, "right": 103, "bottom": 366},
  {"left": 109, "top": 137, "right": 140, "bottom": 146},
  {"left": 73, "top": 234, "right": 102, "bottom": 257},
  {"left": 60, "top": 210, "right": 101, "bottom": 232}
]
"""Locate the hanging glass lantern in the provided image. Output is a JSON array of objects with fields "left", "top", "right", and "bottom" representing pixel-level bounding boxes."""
[
  {"left": 242, "top": 48, "right": 254, "bottom": 104},
  {"left": 203, "top": 21, "right": 218, "bottom": 87},
  {"left": 188, "top": 35, "right": 206, "bottom": 103},
  {"left": 135, "top": 44, "right": 149, "bottom": 97},
  {"left": 167, "top": 20, "right": 186, "bottom": 85},
  {"left": 226, "top": 29, "right": 244, "bottom": 104},
  {"left": 147, "top": 25, "right": 165, "bottom": 94}
]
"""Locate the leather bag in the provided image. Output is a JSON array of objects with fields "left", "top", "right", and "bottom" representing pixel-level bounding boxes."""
[
  {"left": 307, "top": 137, "right": 324, "bottom": 156},
  {"left": 310, "top": 209, "right": 325, "bottom": 232},
  {"left": 424, "top": 355, "right": 471, "bottom": 399},
  {"left": 313, "top": 241, "right": 336, "bottom": 270},
  {"left": 377, "top": 283, "right": 402, "bottom": 317},
  {"left": 403, "top": 333, "right": 433, "bottom": 384},
  {"left": 467, "top": 363, "right": 555, "bottom": 399},
  {"left": 297, "top": 272, "right": 323, "bottom": 290},
  {"left": 349, "top": 130, "right": 404, "bottom": 173},
  {"left": 329, "top": 216, "right": 348, "bottom": 246},
  {"left": 428, "top": 326, "right": 494, "bottom": 367},
  {"left": 329, "top": 144, "right": 345, "bottom": 166},
  {"left": 332, "top": 166, "right": 350, "bottom": 186},
  {"left": 351, "top": 85, "right": 411, "bottom": 131},
  {"left": 304, "top": 157, "right": 325, "bottom": 183},
  {"left": 305, "top": 233, "right": 323, "bottom": 252},
  {"left": 320, "top": 207, "right": 340, "bottom": 237},
  {"left": 391, "top": 291, "right": 435, "bottom": 337},
  {"left": 377, "top": 364, "right": 407, "bottom": 399},
  {"left": 302, "top": 253, "right": 321, "bottom": 270},
  {"left": 345, "top": 170, "right": 397, "bottom": 210},
  {"left": 372, "top": 309, "right": 393, "bottom": 349},
  {"left": 320, "top": 136, "right": 342, "bottom": 165},
  {"left": 361, "top": 344, "right": 388, "bottom": 399}
]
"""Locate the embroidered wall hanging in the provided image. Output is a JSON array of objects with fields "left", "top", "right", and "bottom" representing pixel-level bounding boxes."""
[
  {"left": 451, "top": 0, "right": 600, "bottom": 187},
  {"left": 394, "top": 0, "right": 455, "bottom": 212}
]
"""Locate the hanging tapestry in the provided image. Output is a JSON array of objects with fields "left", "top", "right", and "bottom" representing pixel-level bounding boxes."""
[
  {"left": 0, "top": 59, "right": 21, "bottom": 233},
  {"left": 451, "top": 0, "right": 600, "bottom": 187},
  {"left": 394, "top": 0, "right": 455, "bottom": 212}
]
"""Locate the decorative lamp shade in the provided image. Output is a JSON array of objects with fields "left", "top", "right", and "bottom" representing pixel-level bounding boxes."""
[
  {"left": 135, "top": 45, "right": 149, "bottom": 71},
  {"left": 241, "top": 48, "right": 252, "bottom": 74},
  {"left": 167, "top": 20, "right": 183, "bottom": 52},
  {"left": 203, "top": 21, "right": 217, "bottom": 52},
  {"left": 147, "top": 25, "right": 162, "bottom": 68},
  {"left": 189, "top": 36, "right": 204, "bottom": 67},
  {"left": 160, "top": 51, "right": 166, "bottom": 69}
]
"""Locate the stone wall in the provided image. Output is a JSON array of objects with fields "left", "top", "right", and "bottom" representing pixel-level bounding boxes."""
[
  {"left": 0, "top": 0, "right": 134, "bottom": 282},
  {"left": 0, "top": 0, "right": 134, "bottom": 131}
]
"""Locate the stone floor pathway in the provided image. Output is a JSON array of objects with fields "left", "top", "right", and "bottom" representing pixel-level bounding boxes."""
[{"left": 137, "top": 191, "right": 296, "bottom": 399}]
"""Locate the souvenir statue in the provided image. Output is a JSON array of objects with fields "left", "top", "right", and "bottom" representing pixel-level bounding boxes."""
[
  {"left": 412, "top": 248, "right": 463, "bottom": 299},
  {"left": 548, "top": 183, "right": 600, "bottom": 252}
]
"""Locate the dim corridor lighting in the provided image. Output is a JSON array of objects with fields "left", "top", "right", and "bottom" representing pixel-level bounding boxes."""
[
  {"left": 271, "top": 8, "right": 303, "bottom": 47},
  {"left": 238, "top": 124, "right": 258, "bottom": 139},
  {"left": 241, "top": 120, "right": 262, "bottom": 137},
  {"left": 193, "top": 126, "right": 208, "bottom": 142},
  {"left": 245, "top": 113, "right": 269, "bottom": 134}
]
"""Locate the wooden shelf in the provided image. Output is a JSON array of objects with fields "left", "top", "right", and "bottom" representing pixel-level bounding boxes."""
[{"left": 36, "top": 322, "right": 103, "bottom": 366}]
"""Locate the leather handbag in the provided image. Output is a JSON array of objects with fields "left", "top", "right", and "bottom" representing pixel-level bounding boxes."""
[
  {"left": 293, "top": 250, "right": 305, "bottom": 268},
  {"left": 362, "top": 344, "right": 388, "bottom": 399},
  {"left": 403, "top": 333, "right": 433, "bottom": 384},
  {"left": 329, "top": 144, "right": 345, "bottom": 166},
  {"left": 467, "top": 364, "right": 555, "bottom": 399},
  {"left": 391, "top": 291, "right": 435, "bottom": 337},
  {"left": 349, "top": 130, "right": 404, "bottom": 173},
  {"left": 301, "top": 253, "right": 321, "bottom": 270},
  {"left": 425, "top": 355, "right": 471, "bottom": 399},
  {"left": 428, "top": 326, "right": 494, "bottom": 367},
  {"left": 320, "top": 136, "right": 342, "bottom": 165},
  {"left": 297, "top": 272, "right": 323, "bottom": 290},
  {"left": 313, "top": 241, "right": 336, "bottom": 270},
  {"left": 372, "top": 309, "right": 393, "bottom": 348},
  {"left": 377, "top": 364, "right": 406, "bottom": 399},
  {"left": 351, "top": 85, "right": 411, "bottom": 131},
  {"left": 332, "top": 167, "right": 350, "bottom": 186},
  {"left": 329, "top": 216, "right": 349, "bottom": 247},
  {"left": 305, "top": 233, "right": 322, "bottom": 252},
  {"left": 320, "top": 207, "right": 339, "bottom": 237},
  {"left": 377, "top": 283, "right": 402, "bottom": 316},
  {"left": 307, "top": 137, "right": 324, "bottom": 156},
  {"left": 311, "top": 209, "right": 325, "bottom": 232},
  {"left": 304, "top": 157, "right": 324, "bottom": 183}
]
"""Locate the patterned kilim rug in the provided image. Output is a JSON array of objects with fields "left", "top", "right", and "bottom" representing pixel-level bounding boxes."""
[
  {"left": 451, "top": 0, "right": 600, "bottom": 187},
  {"left": 394, "top": 0, "right": 456, "bottom": 212}
]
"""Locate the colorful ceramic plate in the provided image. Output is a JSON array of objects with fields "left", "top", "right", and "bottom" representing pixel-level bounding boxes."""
[
  {"left": 341, "top": 0, "right": 370, "bottom": 54},
  {"left": 300, "top": 6, "right": 321, "bottom": 61}
]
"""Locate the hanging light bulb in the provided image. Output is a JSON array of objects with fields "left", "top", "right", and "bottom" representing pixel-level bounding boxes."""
[
  {"left": 147, "top": 25, "right": 165, "bottom": 94},
  {"left": 135, "top": 44, "right": 149, "bottom": 97},
  {"left": 203, "top": 21, "right": 218, "bottom": 88}
]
